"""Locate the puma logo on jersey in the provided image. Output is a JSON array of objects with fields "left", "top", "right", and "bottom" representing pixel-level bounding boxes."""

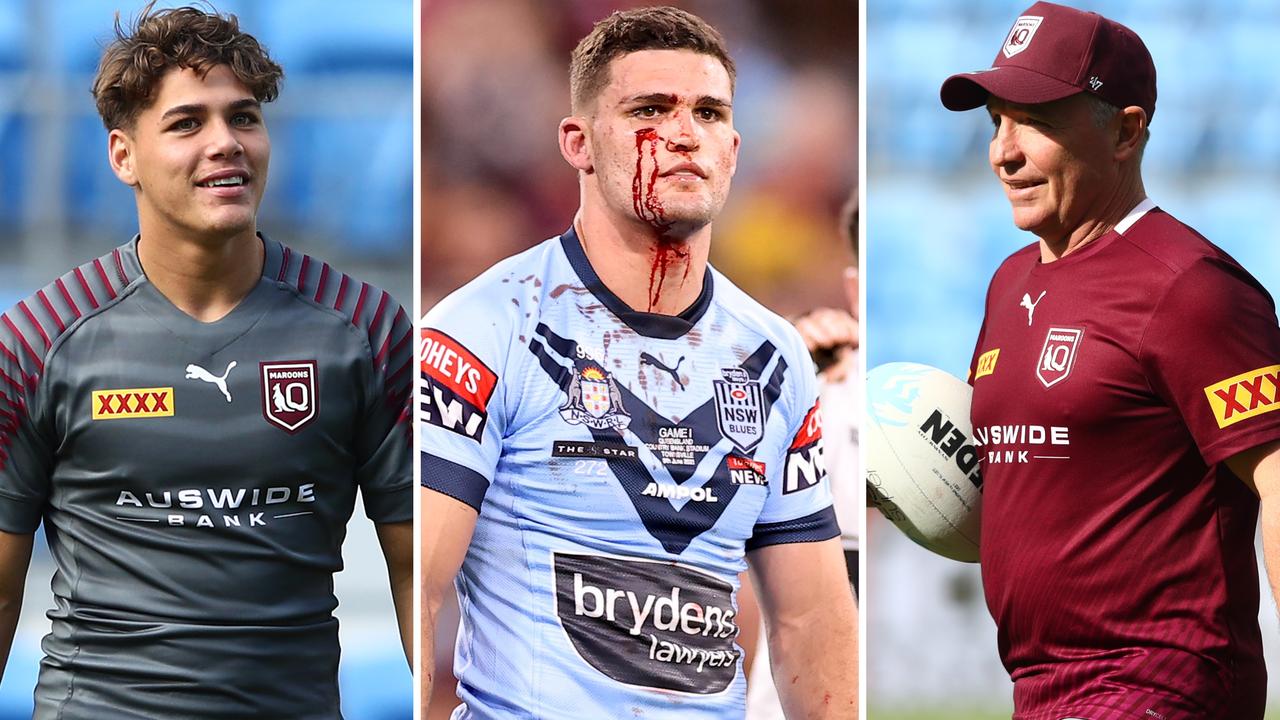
[
  {"left": 1020, "top": 290, "right": 1046, "bottom": 326},
  {"left": 185, "top": 361, "right": 237, "bottom": 402},
  {"left": 640, "top": 352, "right": 685, "bottom": 390}
]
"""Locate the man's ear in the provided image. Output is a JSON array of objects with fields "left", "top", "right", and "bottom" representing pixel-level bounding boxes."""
[
  {"left": 108, "top": 128, "right": 140, "bottom": 187},
  {"left": 559, "top": 115, "right": 593, "bottom": 173},
  {"left": 1114, "top": 106, "right": 1147, "bottom": 163}
]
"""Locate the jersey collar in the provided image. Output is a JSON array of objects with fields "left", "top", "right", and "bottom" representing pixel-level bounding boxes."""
[
  {"left": 559, "top": 227, "right": 713, "bottom": 340},
  {"left": 1114, "top": 197, "right": 1155, "bottom": 235}
]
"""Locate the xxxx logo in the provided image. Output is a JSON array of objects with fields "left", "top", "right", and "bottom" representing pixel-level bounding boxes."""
[
  {"left": 1204, "top": 364, "right": 1280, "bottom": 428},
  {"left": 92, "top": 387, "right": 175, "bottom": 420},
  {"left": 974, "top": 348, "right": 1000, "bottom": 380}
]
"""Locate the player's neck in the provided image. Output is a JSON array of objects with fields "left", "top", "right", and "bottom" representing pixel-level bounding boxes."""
[
  {"left": 575, "top": 208, "right": 710, "bottom": 316},
  {"left": 136, "top": 225, "right": 265, "bottom": 323},
  {"left": 1039, "top": 174, "right": 1146, "bottom": 263}
]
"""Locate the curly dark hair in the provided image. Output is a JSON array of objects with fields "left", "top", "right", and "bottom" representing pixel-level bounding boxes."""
[
  {"left": 92, "top": 2, "right": 283, "bottom": 130},
  {"left": 569, "top": 6, "right": 735, "bottom": 112}
]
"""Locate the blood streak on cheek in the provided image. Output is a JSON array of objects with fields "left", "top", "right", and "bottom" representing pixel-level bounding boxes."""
[
  {"left": 632, "top": 128, "right": 669, "bottom": 233},
  {"left": 633, "top": 127, "right": 687, "bottom": 311}
]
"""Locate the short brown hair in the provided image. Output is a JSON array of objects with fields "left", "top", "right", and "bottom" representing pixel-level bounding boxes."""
[
  {"left": 92, "top": 2, "right": 283, "bottom": 130},
  {"left": 569, "top": 6, "right": 735, "bottom": 112}
]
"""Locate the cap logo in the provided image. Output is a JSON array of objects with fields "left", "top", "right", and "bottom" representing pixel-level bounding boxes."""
[
  {"left": 1087, "top": 76, "right": 1103, "bottom": 91},
  {"left": 1003, "top": 15, "right": 1043, "bottom": 58}
]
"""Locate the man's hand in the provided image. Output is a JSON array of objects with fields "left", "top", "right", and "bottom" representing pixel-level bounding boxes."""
[
  {"left": 748, "top": 537, "right": 857, "bottom": 719},
  {"left": 420, "top": 487, "right": 479, "bottom": 718},
  {"left": 0, "top": 530, "right": 34, "bottom": 685},
  {"left": 375, "top": 521, "right": 414, "bottom": 667},
  {"left": 793, "top": 307, "right": 859, "bottom": 383}
]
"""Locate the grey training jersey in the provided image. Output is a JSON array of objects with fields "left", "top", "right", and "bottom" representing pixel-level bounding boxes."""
[{"left": 0, "top": 237, "right": 413, "bottom": 719}]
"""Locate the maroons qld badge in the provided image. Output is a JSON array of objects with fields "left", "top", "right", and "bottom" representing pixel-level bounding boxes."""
[
  {"left": 260, "top": 360, "right": 318, "bottom": 433},
  {"left": 1036, "top": 327, "right": 1083, "bottom": 388}
]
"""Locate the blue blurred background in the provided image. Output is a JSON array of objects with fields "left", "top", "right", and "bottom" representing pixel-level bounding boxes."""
[
  {"left": 866, "top": 0, "right": 1280, "bottom": 717},
  {"left": 0, "top": 1, "right": 413, "bottom": 718}
]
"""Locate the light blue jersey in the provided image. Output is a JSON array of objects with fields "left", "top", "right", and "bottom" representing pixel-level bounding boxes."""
[{"left": 420, "top": 229, "right": 837, "bottom": 719}]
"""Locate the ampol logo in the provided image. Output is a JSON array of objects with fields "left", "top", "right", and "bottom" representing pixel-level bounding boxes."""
[
  {"left": 260, "top": 360, "right": 318, "bottom": 433},
  {"left": 1036, "top": 327, "right": 1083, "bottom": 388}
]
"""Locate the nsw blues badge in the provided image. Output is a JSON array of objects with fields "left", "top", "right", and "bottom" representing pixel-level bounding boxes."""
[{"left": 713, "top": 367, "right": 764, "bottom": 453}]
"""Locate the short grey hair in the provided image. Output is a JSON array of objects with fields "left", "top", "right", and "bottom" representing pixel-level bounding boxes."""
[
  {"left": 1083, "top": 92, "right": 1150, "bottom": 151},
  {"left": 1084, "top": 93, "right": 1120, "bottom": 127}
]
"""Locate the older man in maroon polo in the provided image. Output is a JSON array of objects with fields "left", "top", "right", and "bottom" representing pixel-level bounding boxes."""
[{"left": 940, "top": 3, "right": 1280, "bottom": 719}]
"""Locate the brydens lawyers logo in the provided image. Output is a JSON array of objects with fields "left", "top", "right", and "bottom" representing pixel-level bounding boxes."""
[
  {"left": 1204, "top": 364, "right": 1280, "bottom": 428},
  {"left": 260, "top": 361, "right": 318, "bottom": 433},
  {"left": 92, "top": 387, "right": 174, "bottom": 420},
  {"left": 553, "top": 552, "right": 738, "bottom": 694},
  {"left": 1037, "top": 327, "right": 1083, "bottom": 388},
  {"left": 1003, "top": 15, "right": 1043, "bottom": 58}
]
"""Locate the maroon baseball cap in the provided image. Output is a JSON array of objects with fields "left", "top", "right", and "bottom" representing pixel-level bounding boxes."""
[{"left": 940, "top": 1, "right": 1156, "bottom": 122}]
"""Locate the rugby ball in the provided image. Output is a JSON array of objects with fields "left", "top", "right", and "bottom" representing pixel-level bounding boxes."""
[{"left": 866, "top": 362, "right": 983, "bottom": 562}]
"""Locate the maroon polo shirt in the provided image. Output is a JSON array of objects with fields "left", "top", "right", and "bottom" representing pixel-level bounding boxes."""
[{"left": 968, "top": 203, "right": 1280, "bottom": 719}]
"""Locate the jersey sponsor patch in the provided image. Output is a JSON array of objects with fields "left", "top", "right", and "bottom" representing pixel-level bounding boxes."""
[
  {"left": 713, "top": 367, "right": 764, "bottom": 453},
  {"left": 420, "top": 329, "right": 498, "bottom": 441},
  {"left": 552, "top": 552, "right": 738, "bottom": 694},
  {"left": 727, "top": 455, "right": 767, "bottom": 486},
  {"left": 784, "top": 401, "right": 826, "bottom": 494},
  {"left": 1036, "top": 327, "right": 1083, "bottom": 388},
  {"left": 1204, "top": 364, "right": 1280, "bottom": 428},
  {"left": 975, "top": 348, "right": 1000, "bottom": 379},
  {"left": 91, "top": 387, "right": 174, "bottom": 420},
  {"left": 420, "top": 329, "right": 497, "bottom": 408},
  {"left": 260, "top": 361, "right": 318, "bottom": 433},
  {"left": 552, "top": 440, "right": 639, "bottom": 460}
]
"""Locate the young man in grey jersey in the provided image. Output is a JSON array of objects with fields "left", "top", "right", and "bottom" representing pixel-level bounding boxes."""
[{"left": 0, "top": 5, "right": 413, "bottom": 718}]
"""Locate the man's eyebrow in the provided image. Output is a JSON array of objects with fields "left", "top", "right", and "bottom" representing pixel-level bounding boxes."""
[
  {"left": 159, "top": 98, "right": 260, "bottom": 122},
  {"left": 621, "top": 93, "right": 732, "bottom": 109},
  {"left": 623, "top": 93, "right": 680, "bottom": 106},
  {"left": 159, "top": 103, "right": 206, "bottom": 122},
  {"left": 696, "top": 96, "right": 732, "bottom": 109}
]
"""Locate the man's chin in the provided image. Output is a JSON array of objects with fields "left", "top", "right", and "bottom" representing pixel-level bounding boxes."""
[
  {"left": 1009, "top": 207, "right": 1050, "bottom": 235},
  {"left": 653, "top": 200, "right": 716, "bottom": 230},
  {"left": 192, "top": 214, "right": 258, "bottom": 241}
]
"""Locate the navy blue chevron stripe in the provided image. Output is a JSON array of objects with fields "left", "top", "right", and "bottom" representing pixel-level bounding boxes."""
[{"left": 529, "top": 323, "right": 789, "bottom": 555}]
